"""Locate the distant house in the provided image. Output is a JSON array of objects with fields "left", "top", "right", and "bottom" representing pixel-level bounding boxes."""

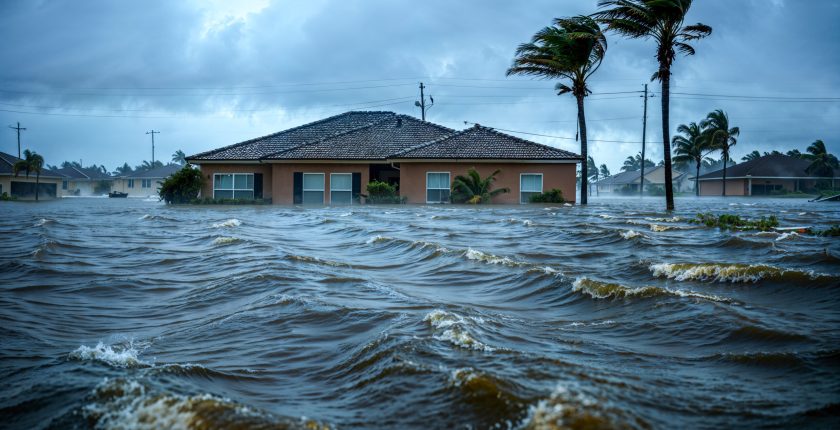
[
  {"left": 53, "top": 166, "right": 114, "bottom": 196},
  {"left": 696, "top": 153, "right": 838, "bottom": 196},
  {"left": 111, "top": 164, "right": 182, "bottom": 197},
  {"left": 0, "top": 151, "right": 64, "bottom": 200},
  {"left": 594, "top": 166, "right": 688, "bottom": 194},
  {"left": 187, "top": 111, "right": 581, "bottom": 205}
]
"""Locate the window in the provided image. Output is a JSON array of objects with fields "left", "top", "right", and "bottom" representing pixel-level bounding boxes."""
[
  {"left": 127, "top": 179, "right": 134, "bottom": 188},
  {"left": 213, "top": 173, "right": 254, "bottom": 199},
  {"left": 62, "top": 180, "right": 68, "bottom": 190},
  {"left": 302, "top": 173, "right": 325, "bottom": 204},
  {"left": 426, "top": 172, "right": 450, "bottom": 203},
  {"left": 141, "top": 179, "right": 152, "bottom": 188},
  {"left": 330, "top": 173, "right": 352, "bottom": 205},
  {"left": 520, "top": 173, "right": 543, "bottom": 203}
]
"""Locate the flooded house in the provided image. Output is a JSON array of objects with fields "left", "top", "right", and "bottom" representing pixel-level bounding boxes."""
[
  {"left": 696, "top": 153, "right": 839, "bottom": 196},
  {"left": 111, "top": 164, "right": 182, "bottom": 198},
  {"left": 594, "top": 166, "right": 689, "bottom": 195},
  {"left": 53, "top": 165, "right": 114, "bottom": 197},
  {"left": 187, "top": 111, "right": 580, "bottom": 204},
  {"left": 0, "top": 151, "right": 64, "bottom": 200}
]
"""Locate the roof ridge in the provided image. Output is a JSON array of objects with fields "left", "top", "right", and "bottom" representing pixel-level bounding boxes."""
[
  {"left": 261, "top": 113, "right": 396, "bottom": 159},
  {"left": 71, "top": 165, "right": 90, "bottom": 179},
  {"left": 391, "top": 127, "right": 466, "bottom": 157},
  {"left": 393, "top": 113, "right": 458, "bottom": 134},
  {"left": 476, "top": 125, "right": 579, "bottom": 158},
  {"left": 187, "top": 111, "right": 394, "bottom": 159}
]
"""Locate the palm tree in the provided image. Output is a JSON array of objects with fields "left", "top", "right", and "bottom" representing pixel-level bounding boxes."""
[
  {"left": 701, "top": 109, "right": 739, "bottom": 196},
  {"left": 450, "top": 168, "right": 510, "bottom": 204},
  {"left": 587, "top": 156, "right": 600, "bottom": 196},
  {"left": 742, "top": 150, "right": 761, "bottom": 162},
  {"left": 12, "top": 149, "right": 45, "bottom": 201},
  {"left": 786, "top": 149, "right": 802, "bottom": 158},
  {"left": 671, "top": 122, "right": 706, "bottom": 196},
  {"left": 594, "top": 0, "right": 711, "bottom": 210},
  {"left": 621, "top": 152, "right": 655, "bottom": 172},
  {"left": 113, "top": 162, "right": 133, "bottom": 176},
  {"left": 172, "top": 150, "right": 186, "bottom": 165},
  {"left": 804, "top": 139, "right": 839, "bottom": 178},
  {"left": 599, "top": 164, "right": 611, "bottom": 178},
  {"left": 507, "top": 16, "right": 607, "bottom": 205}
]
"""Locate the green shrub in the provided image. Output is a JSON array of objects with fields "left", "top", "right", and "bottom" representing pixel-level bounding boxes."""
[
  {"left": 529, "top": 189, "right": 565, "bottom": 203},
  {"left": 0, "top": 192, "right": 15, "bottom": 201},
  {"left": 364, "top": 180, "right": 406, "bottom": 204},
  {"left": 159, "top": 165, "right": 204, "bottom": 204},
  {"left": 690, "top": 212, "right": 779, "bottom": 231},
  {"left": 815, "top": 225, "right": 840, "bottom": 237},
  {"left": 646, "top": 184, "right": 665, "bottom": 196}
]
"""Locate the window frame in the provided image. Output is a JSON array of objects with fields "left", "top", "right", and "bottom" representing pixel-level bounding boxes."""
[
  {"left": 329, "top": 173, "right": 353, "bottom": 205},
  {"left": 127, "top": 179, "right": 134, "bottom": 189},
  {"left": 519, "top": 173, "right": 544, "bottom": 204},
  {"left": 302, "top": 172, "right": 325, "bottom": 204},
  {"left": 425, "top": 171, "right": 451, "bottom": 204},
  {"left": 141, "top": 179, "right": 152, "bottom": 188},
  {"left": 213, "top": 173, "right": 255, "bottom": 200}
]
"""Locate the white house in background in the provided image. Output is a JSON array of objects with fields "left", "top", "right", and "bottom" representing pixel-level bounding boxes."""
[
  {"left": 0, "top": 151, "right": 64, "bottom": 200},
  {"left": 53, "top": 165, "right": 114, "bottom": 196},
  {"left": 111, "top": 164, "right": 182, "bottom": 197},
  {"left": 594, "top": 166, "right": 690, "bottom": 194}
]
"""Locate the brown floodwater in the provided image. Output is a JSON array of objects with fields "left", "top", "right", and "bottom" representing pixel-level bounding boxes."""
[{"left": 0, "top": 197, "right": 838, "bottom": 429}]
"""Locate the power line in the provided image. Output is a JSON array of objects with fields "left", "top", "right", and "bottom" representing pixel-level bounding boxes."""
[{"left": 8, "top": 122, "right": 26, "bottom": 158}]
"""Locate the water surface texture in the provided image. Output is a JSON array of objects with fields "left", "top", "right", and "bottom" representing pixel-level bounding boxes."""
[{"left": 1, "top": 198, "right": 839, "bottom": 429}]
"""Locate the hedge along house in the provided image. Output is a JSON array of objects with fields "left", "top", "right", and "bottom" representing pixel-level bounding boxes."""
[
  {"left": 186, "top": 111, "right": 581, "bottom": 204},
  {"left": 695, "top": 153, "right": 839, "bottom": 196},
  {"left": 0, "top": 151, "right": 64, "bottom": 200}
]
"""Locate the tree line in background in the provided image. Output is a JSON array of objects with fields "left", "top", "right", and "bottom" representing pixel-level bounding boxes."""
[{"left": 45, "top": 149, "right": 187, "bottom": 177}]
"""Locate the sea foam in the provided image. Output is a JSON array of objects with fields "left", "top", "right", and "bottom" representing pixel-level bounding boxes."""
[
  {"left": 69, "top": 342, "right": 146, "bottom": 368},
  {"left": 424, "top": 310, "right": 495, "bottom": 352},
  {"left": 212, "top": 218, "right": 241, "bottom": 228}
]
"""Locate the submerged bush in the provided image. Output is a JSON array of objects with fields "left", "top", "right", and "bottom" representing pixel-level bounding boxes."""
[
  {"left": 159, "top": 165, "right": 204, "bottom": 204},
  {"left": 814, "top": 225, "right": 840, "bottom": 237},
  {"left": 364, "top": 180, "right": 406, "bottom": 204},
  {"left": 0, "top": 192, "right": 15, "bottom": 201},
  {"left": 691, "top": 212, "right": 779, "bottom": 231},
  {"left": 529, "top": 189, "right": 565, "bottom": 203},
  {"left": 450, "top": 168, "right": 509, "bottom": 204}
]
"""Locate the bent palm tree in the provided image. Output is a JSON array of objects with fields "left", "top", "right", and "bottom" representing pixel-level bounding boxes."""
[
  {"left": 621, "top": 152, "right": 655, "bottom": 172},
  {"left": 741, "top": 150, "right": 761, "bottom": 162},
  {"left": 701, "top": 109, "right": 739, "bottom": 196},
  {"left": 172, "top": 150, "right": 187, "bottom": 165},
  {"left": 671, "top": 122, "right": 706, "bottom": 196},
  {"left": 599, "top": 164, "right": 611, "bottom": 178},
  {"left": 507, "top": 16, "right": 607, "bottom": 205},
  {"left": 804, "top": 139, "right": 839, "bottom": 178},
  {"left": 12, "top": 149, "right": 45, "bottom": 201},
  {"left": 450, "top": 168, "right": 510, "bottom": 204},
  {"left": 594, "top": 0, "right": 711, "bottom": 210}
]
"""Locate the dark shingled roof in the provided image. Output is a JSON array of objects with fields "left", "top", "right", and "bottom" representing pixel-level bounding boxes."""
[
  {"left": 265, "top": 114, "right": 454, "bottom": 160},
  {"left": 391, "top": 124, "right": 580, "bottom": 160},
  {"left": 122, "top": 164, "right": 182, "bottom": 179},
  {"left": 0, "top": 151, "right": 65, "bottom": 178},
  {"left": 697, "top": 153, "right": 837, "bottom": 179},
  {"left": 595, "top": 169, "right": 643, "bottom": 185},
  {"left": 188, "top": 111, "right": 396, "bottom": 160}
]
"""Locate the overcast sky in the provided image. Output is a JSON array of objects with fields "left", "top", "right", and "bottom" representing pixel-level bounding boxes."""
[{"left": 1, "top": 0, "right": 838, "bottom": 173}]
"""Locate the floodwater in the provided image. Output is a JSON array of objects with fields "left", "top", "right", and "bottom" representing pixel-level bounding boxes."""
[{"left": 1, "top": 197, "right": 838, "bottom": 429}]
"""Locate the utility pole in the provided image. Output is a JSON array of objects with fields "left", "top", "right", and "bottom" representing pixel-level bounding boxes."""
[
  {"left": 146, "top": 130, "right": 160, "bottom": 166},
  {"left": 8, "top": 122, "right": 26, "bottom": 158},
  {"left": 415, "top": 82, "right": 434, "bottom": 121},
  {"left": 639, "top": 84, "right": 653, "bottom": 196}
]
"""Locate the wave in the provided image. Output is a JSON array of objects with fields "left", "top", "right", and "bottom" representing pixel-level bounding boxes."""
[
  {"left": 710, "top": 351, "right": 807, "bottom": 367},
  {"left": 211, "top": 218, "right": 241, "bottom": 228},
  {"left": 69, "top": 342, "right": 147, "bottom": 368},
  {"left": 139, "top": 214, "right": 177, "bottom": 221},
  {"left": 518, "top": 384, "right": 635, "bottom": 430},
  {"left": 776, "top": 232, "right": 800, "bottom": 242},
  {"left": 572, "top": 278, "right": 732, "bottom": 303},
  {"left": 285, "top": 254, "right": 349, "bottom": 267},
  {"left": 83, "top": 378, "right": 326, "bottom": 430},
  {"left": 620, "top": 230, "right": 643, "bottom": 240},
  {"left": 464, "top": 248, "right": 527, "bottom": 268},
  {"left": 424, "top": 310, "right": 495, "bottom": 352},
  {"left": 645, "top": 216, "right": 682, "bottom": 222},
  {"left": 212, "top": 236, "right": 240, "bottom": 246},
  {"left": 649, "top": 262, "right": 831, "bottom": 283},
  {"left": 33, "top": 218, "right": 55, "bottom": 227}
]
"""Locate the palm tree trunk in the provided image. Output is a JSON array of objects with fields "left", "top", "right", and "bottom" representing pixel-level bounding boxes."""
[
  {"left": 722, "top": 150, "right": 727, "bottom": 197},
  {"left": 577, "top": 94, "right": 588, "bottom": 205},
  {"left": 695, "top": 159, "right": 700, "bottom": 197},
  {"left": 661, "top": 70, "right": 674, "bottom": 210},
  {"left": 35, "top": 172, "right": 40, "bottom": 201}
]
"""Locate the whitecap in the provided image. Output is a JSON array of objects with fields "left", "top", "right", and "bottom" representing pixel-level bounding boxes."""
[
  {"left": 212, "top": 236, "right": 239, "bottom": 246},
  {"left": 69, "top": 342, "right": 146, "bottom": 368},
  {"left": 598, "top": 214, "right": 613, "bottom": 219},
  {"left": 620, "top": 230, "right": 643, "bottom": 240},
  {"left": 464, "top": 248, "right": 524, "bottom": 267},
  {"left": 776, "top": 232, "right": 799, "bottom": 241},
  {"left": 366, "top": 235, "right": 388, "bottom": 244},
  {"left": 212, "top": 218, "right": 241, "bottom": 228},
  {"left": 33, "top": 218, "right": 52, "bottom": 227},
  {"left": 424, "top": 310, "right": 495, "bottom": 352}
]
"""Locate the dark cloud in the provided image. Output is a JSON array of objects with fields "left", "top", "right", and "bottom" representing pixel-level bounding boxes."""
[{"left": 1, "top": 0, "right": 837, "bottom": 171}]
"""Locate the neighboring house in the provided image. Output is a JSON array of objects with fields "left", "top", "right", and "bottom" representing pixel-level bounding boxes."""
[
  {"left": 594, "top": 166, "right": 686, "bottom": 194},
  {"left": 0, "top": 151, "right": 64, "bottom": 200},
  {"left": 187, "top": 111, "right": 581, "bottom": 204},
  {"left": 695, "top": 153, "right": 839, "bottom": 196},
  {"left": 112, "top": 164, "right": 182, "bottom": 197},
  {"left": 53, "top": 166, "right": 114, "bottom": 196}
]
